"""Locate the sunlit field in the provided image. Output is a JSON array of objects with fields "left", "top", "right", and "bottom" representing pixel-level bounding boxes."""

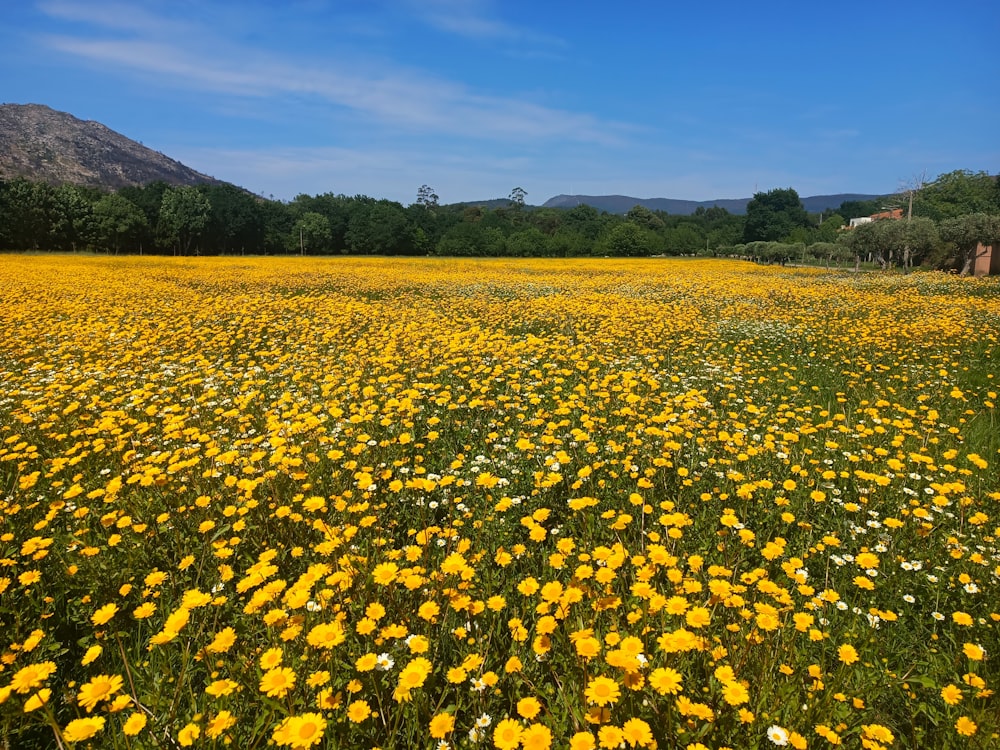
[{"left": 1, "top": 255, "right": 997, "bottom": 750}]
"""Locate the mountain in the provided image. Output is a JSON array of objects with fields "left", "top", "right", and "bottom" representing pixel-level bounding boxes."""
[
  {"left": 0, "top": 103, "right": 223, "bottom": 190},
  {"left": 542, "top": 192, "right": 884, "bottom": 216}
]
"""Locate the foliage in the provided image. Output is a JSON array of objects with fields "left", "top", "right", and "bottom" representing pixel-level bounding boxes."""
[
  {"left": 743, "top": 188, "right": 810, "bottom": 243},
  {"left": 158, "top": 186, "right": 211, "bottom": 255},
  {"left": 2, "top": 174, "right": 997, "bottom": 267},
  {"left": 914, "top": 171, "right": 1000, "bottom": 222}
]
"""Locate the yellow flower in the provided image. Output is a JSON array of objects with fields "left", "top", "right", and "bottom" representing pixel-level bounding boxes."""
[
  {"left": 133, "top": 602, "right": 156, "bottom": 619},
  {"left": 955, "top": 716, "right": 977, "bottom": 737},
  {"left": 952, "top": 611, "right": 973, "bottom": 626},
  {"left": 649, "top": 667, "right": 683, "bottom": 696},
  {"left": 347, "top": 700, "right": 372, "bottom": 723},
  {"left": 407, "top": 634, "right": 429, "bottom": 654},
  {"left": 259, "top": 667, "right": 296, "bottom": 698},
  {"left": 206, "top": 627, "right": 236, "bottom": 653},
  {"left": 278, "top": 712, "right": 326, "bottom": 748},
  {"left": 522, "top": 722, "right": 553, "bottom": 750},
  {"left": 622, "top": 718, "right": 654, "bottom": 748},
  {"left": 206, "top": 710, "right": 235, "bottom": 739},
  {"left": 77, "top": 674, "right": 124, "bottom": 712},
  {"left": 90, "top": 603, "right": 118, "bottom": 626},
  {"left": 517, "top": 696, "right": 543, "bottom": 719},
  {"left": 493, "top": 718, "right": 523, "bottom": 750},
  {"left": 178, "top": 722, "right": 200, "bottom": 746},
  {"left": 570, "top": 732, "right": 597, "bottom": 750},
  {"left": 837, "top": 644, "right": 859, "bottom": 666},
  {"left": 372, "top": 562, "right": 399, "bottom": 585},
  {"left": 962, "top": 642, "right": 985, "bottom": 661},
  {"left": 393, "top": 657, "right": 432, "bottom": 701},
  {"left": 598, "top": 725, "right": 625, "bottom": 749},
  {"left": 123, "top": 713, "right": 148, "bottom": 736},
  {"left": 23, "top": 689, "right": 51, "bottom": 712},
  {"left": 81, "top": 645, "right": 102, "bottom": 666},
  {"left": 260, "top": 647, "right": 284, "bottom": 669},
  {"left": 722, "top": 680, "right": 749, "bottom": 705},
  {"left": 18, "top": 570, "right": 41, "bottom": 587},
  {"left": 10, "top": 662, "right": 57, "bottom": 694},
  {"left": 306, "top": 622, "right": 345, "bottom": 649},
  {"left": 429, "top": 712, "right": 455, "bottom": 739},
  {"left": 206, "top": 679, "right": 239, "bottom": 697},
  {"left": 62, "top": 717, "right": 105, "bottom": 743},
  {"left": 940, "top": 684, "right": 963, "bottom": 705},
  {"left": 585, "top": 676, "right": 621, "bottom": 706},
  {"left": 306, "top": 671, "right": 330, "bottom": 688},
  {"left": 860, "top": 725, "right": 893, "bottom": 744}
]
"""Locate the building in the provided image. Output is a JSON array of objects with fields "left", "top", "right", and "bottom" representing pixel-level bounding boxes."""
[
  {"left": 973, "top": 243, "right": 999, "bottom": 276},
  {"left": 847, "top": 207, "right": 904, "bottom": 229}
]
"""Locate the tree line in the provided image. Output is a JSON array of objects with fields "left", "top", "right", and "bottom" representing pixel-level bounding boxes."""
[
  {"left": 735, "top": 171, "right": 1000, "bottom": 274},
  {"left": 1, "top": 171, "right": 997, "bottom": 271}
]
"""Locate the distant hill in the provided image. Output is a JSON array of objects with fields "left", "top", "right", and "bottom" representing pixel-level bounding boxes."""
[
  {"left": 444, "top": 198, "right": 517, "bottom": 210},
  {"left": 0, "top": 103, "right": 224, "bottom": 189},
  {"left": 543, "top": 192, "right": 884, "bottom": 216}
]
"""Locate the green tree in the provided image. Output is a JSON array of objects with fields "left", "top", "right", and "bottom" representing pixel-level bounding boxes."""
[
  {"left": 815, "top": 214, "right": 845, "bottom": 242},
  {"left": 0, "top": 178, "right": 53, "bottom": 250},
  {"left": 843, "top": 219, "right": 905, "bottom": 269},
  {"left": 836, "top": 198, "right": 882, "bottom": 221},
  {"left": 50, "top": 184, "right": 96, "bottom": 252},
  {"left": 158, "top": 186, "right": 211, "bottom": 255},
  {"left": 914, "top": 170, "right": 1000, "bottom": 221},
  {"left": 743, "top": 188, "right": 809, "bottom": 242},
  {"left": 563, "top": 204, "right": 602, "bottom": 239},
  {"left": 604, "top": 222, "right": 655, "bottom": 257},
  {"left": 204, "top": 184, "right": 265, "bottom": 255},
  {"left": 292, "top": 212, "right": 333, "bottom": 254},
  {"left": 506, "top": 227, "right": 550, "bottom": 257},
  {"left": 900, "top": 216, "right": 939, "bottom": 271},
  {"left": 626, "top": 204, "right": 665, "bottom": 230},
  {"left": 346, "top": 200, "right": 411, "bottom": 255},
  {"left": 939, "top": 213, "right": 1000, "bottom": 275},
  {"left": 93, "top": 193, "right": 148, "bottom": 254},
  {"left": 415, "top": 184, "right": 439, "bottom": 210}
]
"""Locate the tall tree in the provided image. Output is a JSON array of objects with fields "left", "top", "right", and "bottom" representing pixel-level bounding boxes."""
[
  {"left": 292, "top": 212, "right": 332, "bottom": 255},
  {"left": 93, "top": 193, "right": 148, "bottom": 254},
  {"left": 158, "top": 186, "right": 211, "bottom": 255},
  {"left": 0, "top": 178, "right": 53, "bottom": 250},
  {"left": 415, "top": 184, "right": 439, "bottom": 210},
  {"left": 346, "top": 200, "right": 411, "bottom": 255},
  {"left": 743, "top": 188, "right": 809, "bottom": 242},
  {"left": 50, "top": 184, "right": 95, "bottom": 252},
  {"left": 204, "top": 184, "right": 264, "bottom": 255}
]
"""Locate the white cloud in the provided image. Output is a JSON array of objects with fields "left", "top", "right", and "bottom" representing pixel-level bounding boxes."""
[
  {"left": 38, "top": 2, "right": 617, "bottom": 145},
  {"left": 403, "top": 0, "right": 565, "bottom": 47}
]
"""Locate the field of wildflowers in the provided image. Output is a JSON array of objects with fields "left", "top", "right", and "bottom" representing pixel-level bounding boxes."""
[{"left": 0, "top": 255, "right": 997, "bottom": 750}]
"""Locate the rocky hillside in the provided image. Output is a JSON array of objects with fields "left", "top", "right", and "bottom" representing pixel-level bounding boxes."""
[{"left": 0, "top": 103, "right": 223, "bottom": 189}]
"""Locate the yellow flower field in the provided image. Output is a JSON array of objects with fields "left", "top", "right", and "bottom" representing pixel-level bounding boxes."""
[{"left": 0, "top": 255, "right": 997, "bottom": 749}]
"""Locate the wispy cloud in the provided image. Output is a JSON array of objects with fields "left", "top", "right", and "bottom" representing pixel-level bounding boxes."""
[
  {"left": 37, "top": 1, "right": 610, "bottom": 145},
  {"left": 401, "top": 0, "right": 565, "bottom": 47}
]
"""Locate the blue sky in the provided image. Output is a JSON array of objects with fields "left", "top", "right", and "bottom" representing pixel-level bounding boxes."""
[{"left": 3, "top": 0, "right": 998, "bottom": 205}]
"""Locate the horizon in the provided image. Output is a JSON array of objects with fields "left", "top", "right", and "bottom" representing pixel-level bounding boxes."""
[{"left": 3, "top": 1, "right": 998, "bottom": 204}]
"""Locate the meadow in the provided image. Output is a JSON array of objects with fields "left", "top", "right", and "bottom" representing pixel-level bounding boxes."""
[{"left": 0, "top": 255, "right": 997, "bottom": 750}]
